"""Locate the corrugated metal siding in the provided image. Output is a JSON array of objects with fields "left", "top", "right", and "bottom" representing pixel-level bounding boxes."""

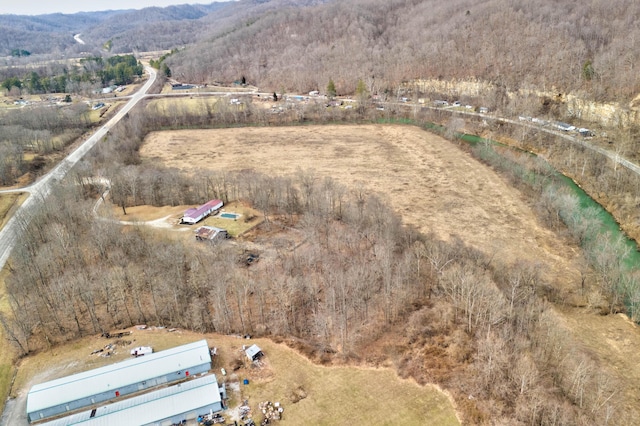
[
  {"left": 27, "top": 340, "right": 211, "bottom": 418},
  {"left": 40, "top": 374, "right": 222, "bottom": 426}
]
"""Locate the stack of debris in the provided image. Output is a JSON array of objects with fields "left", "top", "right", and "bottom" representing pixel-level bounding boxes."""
[
  {"left": 102, "top": 330, "right": 132, "bottom": 338},
  {"left": 258, "top": 401, "right": 283, "bottom": 424},
  {"left": 90, "top": 343, "right": 118, "bottom": 357},
  {"left": 239, "top": 400, "right": 253, "bottom": 425},
  {"left": 198, "top": 412, "right": 225, "bottom": 425}
]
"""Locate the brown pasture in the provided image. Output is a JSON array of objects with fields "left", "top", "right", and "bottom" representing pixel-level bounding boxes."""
[
  {"left": 140, "top": 124, "right": 640, "bottom": 420},
  {"left": 142, "top": 124, "right": 581, "bottom": 285}
]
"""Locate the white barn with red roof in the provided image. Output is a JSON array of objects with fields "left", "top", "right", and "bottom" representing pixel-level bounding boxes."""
[{"left": 181, "top": 199, "right": 223, "bottom": 224}]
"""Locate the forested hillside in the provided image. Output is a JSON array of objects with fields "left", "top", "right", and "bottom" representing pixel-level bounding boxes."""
[
  {"left": 4, "top": 0, "right": 639, "bottom": 102},
  {"left": 0, "top": 11, "right": 125, "bottom": 55},
  {"left": 0, "top": 3, "right": 231, "bottom": 56},
  {"left": 81, "top": 3, "right": 233, "bottom": 53},
  {"left": 168, "top": 0, "right": 640, "bottom": 101}
]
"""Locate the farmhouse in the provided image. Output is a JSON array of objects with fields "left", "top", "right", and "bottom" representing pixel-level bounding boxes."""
[
  {"left": 195, "top": 226, "right": 228, "bottom": 242},
  {"left": 39, "top": 374, "right": 225, "bottom": 426},
  {"left": 181, "top": 199, "right": 223, "bottom": 225},
  {"left": 26, "top": 340, "right": 212, "bottom": 423}
]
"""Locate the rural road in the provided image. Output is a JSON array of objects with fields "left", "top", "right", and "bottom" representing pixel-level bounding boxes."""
[
  {"left": 1, "top": 77, "right": 639, "bottom": 274},
  {"left": 411, "top": 102, "right": 640, "bottom": 177},
  {"left": 0, "top": 66, "right": 157, "bottom": 272}
]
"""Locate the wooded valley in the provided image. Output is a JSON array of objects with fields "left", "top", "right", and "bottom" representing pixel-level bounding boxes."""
[
  {"left": 3, "top": 0, "right": 640, "bottom": 424},
  {"left": 0, "top": 101, "right": 636, "bottom": 423}
]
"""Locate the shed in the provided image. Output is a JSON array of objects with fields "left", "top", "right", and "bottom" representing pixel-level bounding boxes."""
[
  {"left": 195, "top": 226, "right": 227, "bottom": 242},
  {"left": 245, "top": 344, "right": 264, "bottom": 361},
  {"left": 171, "top": 83, "right": 194, "bottom": 90},
  {"left": 181, "top": 200, "right": 223, "bottom": 225},
  {"left": 578, "top": 128, "right": 595, "bottom": 137},
  {"left": 39, "top": 374, "right": 225, "bottom": 426},
  {"left": 27, "top": 340, "right": 212, "bottom": 423}
]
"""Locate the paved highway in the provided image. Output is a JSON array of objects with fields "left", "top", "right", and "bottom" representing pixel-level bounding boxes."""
[
  {"left": 415, "top": 103, "right": 640, "bottom": 176},
  {"left": 2, "top": 76, "right": 640, "bottom": 272},
  {"left": 0, "top": 66, "right": 157, "bottom": 270}
]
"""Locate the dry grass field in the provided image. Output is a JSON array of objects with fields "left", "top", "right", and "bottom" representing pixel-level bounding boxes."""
[
  {"left": 146, "top": 97, "right": 219, "bottom": 114},
  {"left": 240, "top": 338, "right": 459, "bottom": 425},
  {"left": 141, "top": 124, "right": 581, "bottom": 286},
  {"left": 7, "top": 329, "right": 459, "bottom": 425},
  {"left": 0, "top": 193, "right": 26, "bottom": 230},
  {"left": 140, "top": 124, "right": 640, "bottom": 420},
  {"left": 107, "top": 203, "right": 190, "bottom": 223}
]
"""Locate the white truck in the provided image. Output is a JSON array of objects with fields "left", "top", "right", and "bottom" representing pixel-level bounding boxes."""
[{"left": 130, "top": 346, "right": 153, "bottom": 357}]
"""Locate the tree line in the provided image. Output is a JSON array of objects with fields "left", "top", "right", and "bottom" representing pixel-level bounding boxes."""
[
  {"left": 0, "top": 54, "right": 143, "bottom": 96},
  {"left": 0, "top": 103, "right": 92, "bottom": 185}
]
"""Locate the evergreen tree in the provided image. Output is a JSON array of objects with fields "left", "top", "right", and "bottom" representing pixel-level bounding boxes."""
[
  {"left": 326, "top": 78, "right": 336, "bottom": 99},
  {"left": 161, "top": 63, "right": 171, "bottom": 78},
  {"left": 583, "top": 60, "right": 595, "bottom": 81}
]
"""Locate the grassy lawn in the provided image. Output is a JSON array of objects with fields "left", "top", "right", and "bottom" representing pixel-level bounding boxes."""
[
  {"left": 108, "top": 203, "right": 188, "bottom": 222},
  {"left": 241, "top": 339, "right": 460, "bottom": 426},
  {"left": 22, "top": 152, "right": 36, "bottom": 162},
  {"left": 104, "top": 201, "right": 263, "bottom": 238},
  {"left": 147, "top": 96, "right": 218, "bottom": 114},
  {"left": 201, "top": 202, "right": 263, "bottom": 237}
]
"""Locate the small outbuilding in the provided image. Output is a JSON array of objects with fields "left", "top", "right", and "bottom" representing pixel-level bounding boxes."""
[
  {"left": 578, "top": 128, "right": 595, "bottom": 137},
  {"left": 195, "top": 226, "right": 227, "bottom": 242},
  {"left": 181, "top": 200, "right": 223, "bottom": 225},
  {"left": 245, "top": 344, "right": 264, "bottom": 362}
]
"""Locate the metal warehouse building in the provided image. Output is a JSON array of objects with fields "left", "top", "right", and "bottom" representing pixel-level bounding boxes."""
[
  {"left": 27, "top": 340, "right": 212, "bottom": 423},
  {"left": 39, "top": 374, "right": 225, "bottom": 426}
]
